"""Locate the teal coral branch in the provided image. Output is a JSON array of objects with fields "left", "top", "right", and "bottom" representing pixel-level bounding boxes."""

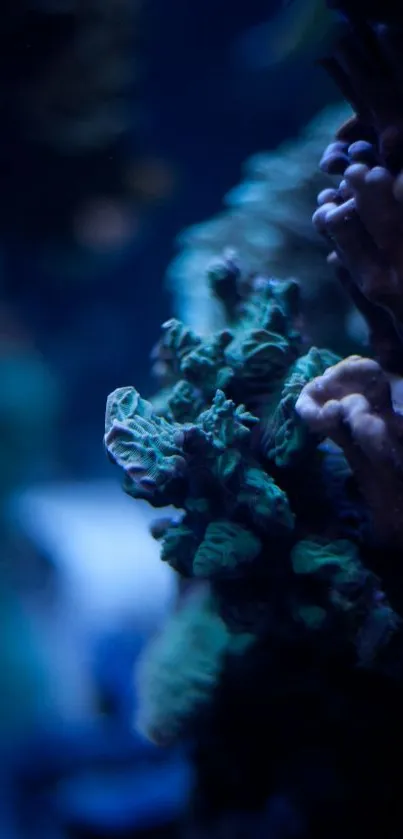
[
  {"left": 259, "top": 346, "right": 340, "bottom": 467},
  {"left": 105, "top": 259, "right": 401, "bottom": 748},
  {"left": 105, "top": 386, "right": 188, "bottom": 506}
]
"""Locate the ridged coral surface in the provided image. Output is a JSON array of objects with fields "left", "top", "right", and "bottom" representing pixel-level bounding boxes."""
[{"left": 105, "top": 254, "right": 402, "bottom": 754}]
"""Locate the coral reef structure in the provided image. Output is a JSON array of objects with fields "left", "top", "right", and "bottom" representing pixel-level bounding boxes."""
[
  {"left": 297, "top": 4, "right": 403, "bottom": 548},
  {"left": 105, "top": 3, "right": 403, "bottom": 835},
  {"left": 105, "top": 267, "right": 403, "bottom": 836},
  {"left": 166, "top": 101, "right": 366, "bottom": 354}
]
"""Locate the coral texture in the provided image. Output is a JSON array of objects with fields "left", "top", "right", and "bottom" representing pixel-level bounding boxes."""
[
  {"left": 134, "top": 585, "right": 233, "bottom": 746},
  {"left": 105, "top": 5, "right": 403, "bottom": 833},
  {"left": 165, "top": 101, "right": 366, "bottom": 354},
  {"left": 296, "top": 355, "right": 403, "bottom": 546},
  {"left": 105, "top": 255, "right": 401, "bottom": 760},
  {"left": 315, "top": 8, "right": 403, "bottom": 370},
  {"left": 295, "top": 4, "right": 403, "bottom": 556}
]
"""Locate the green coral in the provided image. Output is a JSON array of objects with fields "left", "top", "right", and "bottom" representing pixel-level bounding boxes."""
[
  {"left": 291, "top": 537, "right": 364, "bottom": 619},
  {"left": 193, "top": 522, "right": 262, "bottom": 579},
  {"left": 160, "top": 318, "right": 202, "bottom": 366},
  {"left": 290, "top": 538, "right": 399, "bottom": 666},
  {"left": 259, "top": 347, "right": 340, "bottom": 467},
  {"left": 106, "top": 272, "right": 352, "bottom": 597},
  {"left": 166, "top": 102, "right": 357, "bottom": 355},
  {"left": 160, "top": 521, "right": 199, "bottom": 575},
  {"left": 106, "top": 378, "right": 295, "bottom": 579},
  {"left": 105, "top": 386, "right": 188, "bottom": 506},
  {"left": 291, "top": 537, "right": 361, "bottom": 582},
  {"left": 106, "top": 263, "right": 400, "bottom": 747},
  {"left": 237, "top": 467, "right": 294, "bottom": 534},
  {"left": 152, "top": 271, "right": 303, "bottom": 424},
  {"left": 168, "top": 379, "right": 204, "bottom": 423},
  {"left": 135, "top": 588, "right": 232, "bottom": 746},
  {"left": 197, "top": 389, "right": 257, "bottom": 448}
]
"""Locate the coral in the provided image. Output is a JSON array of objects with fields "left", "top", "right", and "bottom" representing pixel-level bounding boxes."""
[
  {"left": 103, "top": 6, "right": 403, "bottom": 835},
  {"left": 105, "top": 386, "right": 188, "bottom": 507},
  {"left": 106, "top": 376, "right": 295, "bottom": 576},
  {"left": 290, "top": 536, "right": 399, "bottom": 666},
  {"left": 135, "top": 585, "right": 234, "bottom": 746},
  {"left": 165, "top": 101, "right": 367, "bottom": 354},
  {"left": 259, "top": 345, "right": 338, "bottom": 467},
  {"left": 314, "top": 7, "right": 403, "bottom": 371},
  {"left": 296, "top": 354, "right": 403, "bottom": 547},
  {"left": 291, "top": 4, "right": 403, "bottom": 555},
  {"left": 105, "top": 252, "right": 403, "bottom": 773}
]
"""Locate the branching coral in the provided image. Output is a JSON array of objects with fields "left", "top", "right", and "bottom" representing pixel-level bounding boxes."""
[
  {"left": 293, "top": 4, "right": 403, "bottom": 553},
  {"left": 290, "top": 536, "right": 399, "bottom": 666},
  {"left": 105, "top": 8, "right": 403, "bottom": 832},
  {"left": 165, "top": 101, "right": 365, "bottom": 354},
  {"left": 105, "top": 255, "right": 402, "bottom": 761},
  {"left": 135, "top": 585, "right": 232, "bottom": 746},
  {"left": 296, "top": 355, "right": 403, "bottom": 546},
  {"left": 313, "top": 8, "right": 403, "bottom": 370}
]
